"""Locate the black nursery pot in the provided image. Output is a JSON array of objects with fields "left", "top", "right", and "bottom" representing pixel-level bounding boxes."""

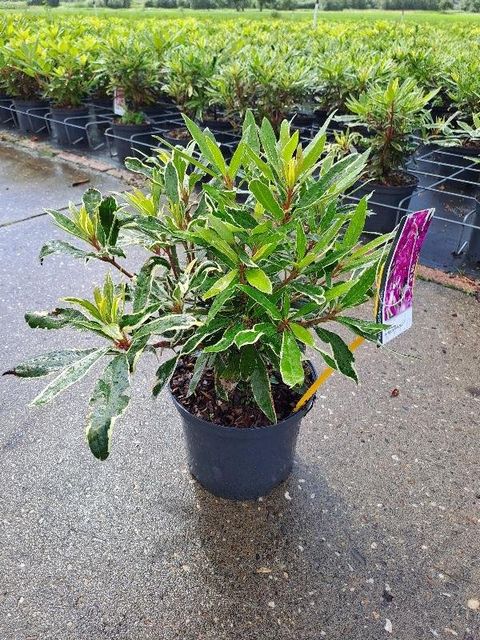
[
  {"left": 13, "top": 99, "right": 49, "bottom": 134},
  {"left": 50, "top": 106, "right": 90, "bottom": 147},
  {"left": 352, "top": 176, "right": 418, "bottom": 235},
  {"left": 0, "top": 95, "right": 14, "bottom": 126},
  {"left": 435, "top": 145, "right": 479, "bottom": 195},
  {"left": 111, "top": 122, "right": 155, "bottom": 165},
  {"left": 169, "top": 364, "right": 317, "bottom": 501},
  {"left": 466, "top": 196, "right": 480, "bottom": 265}
]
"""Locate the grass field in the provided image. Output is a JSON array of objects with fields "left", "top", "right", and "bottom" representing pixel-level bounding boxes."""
[{"left": 1, "top": 5, "right": 480, "bottom": 24}]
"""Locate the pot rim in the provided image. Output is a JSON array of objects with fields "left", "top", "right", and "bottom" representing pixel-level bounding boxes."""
[{"left": 168, "top": 360, "right": 317, "bottom": 433}]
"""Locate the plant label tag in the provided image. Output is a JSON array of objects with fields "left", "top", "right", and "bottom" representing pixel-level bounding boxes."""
[
  {"left": 376, "top": 208, "right": 434, "bottom": 346},
  {"left": 113, "top": 87, "right": 126, "bottom": 116}
]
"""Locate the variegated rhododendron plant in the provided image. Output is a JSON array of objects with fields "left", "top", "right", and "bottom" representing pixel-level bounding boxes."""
[{"left": 5, "top": 113, "right": 392, "bottom": 459}]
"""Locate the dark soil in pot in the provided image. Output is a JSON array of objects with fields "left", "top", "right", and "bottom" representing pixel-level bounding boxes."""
[
  {"left": 111, "top": 121, "right": 156, "bottom": 165},
  {"left": 162, "top": 126, "right": 192, "bottom": 148},
  {"left": 13, "top": 99, "right": 49, "bottom": 134},
  {"left": 50, "top": 105, "right": 90, "bottom": 147},
  {"left": 169, "top": 356, "right": 316, "bottom": 500},
  {"left": 351, "top": 172, "right": 419, "bottom": 235}
]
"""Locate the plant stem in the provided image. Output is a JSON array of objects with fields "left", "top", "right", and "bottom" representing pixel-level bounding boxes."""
[{"left": 101, "top": 256, "right": 134, "bottom": 279}]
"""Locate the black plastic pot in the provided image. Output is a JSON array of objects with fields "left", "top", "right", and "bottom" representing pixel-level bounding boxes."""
[
  {"left": 434, "top": 146, "right": 479, "bottom": 196},
  {"left": 143, "top": 102, "right": 180, "bottom": 118},
  {"left": 199, "top": 118, "right": 234, "bottom": 132},
  {"left": 50, "top": 105, "right": 90, "bottom": 147},
  {"left": 13, "top": 99, "right": 49, "bottom": 134},
  {"left": 111, "top": 122, "right": 156, "bottom": 165},
  {"left": 170, "top": 364, "right": 317, "bottom": 501},
  {"left": 0, "top": 95, "right": 14, "bottom": 126},
  {"left": 352, "top": 176, "right": 418, "bottom": 234},
  {"left": 467, "top": 197, "right": 480, "bottom": 264}
]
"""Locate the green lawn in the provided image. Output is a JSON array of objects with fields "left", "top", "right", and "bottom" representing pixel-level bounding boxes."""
[{"left": 1, "top": 5, "right": 480, "bottom": 24}]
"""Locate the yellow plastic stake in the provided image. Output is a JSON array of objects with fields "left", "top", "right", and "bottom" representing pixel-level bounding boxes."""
[{"left": 294, "top": 335, "right": 365, "bottom": 412}]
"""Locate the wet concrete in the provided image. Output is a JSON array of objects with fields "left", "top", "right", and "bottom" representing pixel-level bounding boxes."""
[
  {"left": 1, "top": 143, "right": 480, "bottom": 640},
  {"left": 0, "top": 145, "right": 124, "bottom": 225}
]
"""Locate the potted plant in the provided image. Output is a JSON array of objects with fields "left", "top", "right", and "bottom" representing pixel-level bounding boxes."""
[
  {"left": 42, "top": 39, "right": 96, "bottom": 147},
  {"left": 161, "top": 43, "right": 219, "bottom": 146},
  {"left": 338, "top": 78, "right": 437, "bottom": 234},
  {"left": 424, "top": 113, "right": 480, "bottom": 194},
  {"left": 96, "top": 36, "right": 162, "bottom": 164},
  {"left": 248, "top": 46, "right": 315, "bottom": 132},
  {"left": 0, "top": 43, "right": 15, "bottom": 127},
  {"left": 4, "top": 114, "right": 392, "bottom": 501},
  {"left": 2, "top": 39, "right": 49, "bottom": 134},
  {"left": 208, "top": 58, "right": 255, "bottom": 132}
]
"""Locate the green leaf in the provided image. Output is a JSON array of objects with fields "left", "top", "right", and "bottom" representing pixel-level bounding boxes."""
[
  {"left": 301, "top": 129, "right": 327, "bottom": 175},
  {"left": 251, "top": 357, "right": 276, "bottom": 423},
  {"left": 25, "top": 308, "right": 89, "bottom": 330},
  {"left": 39, "top": 240, "right": 93, "bottom": 263},
  {"left": 204, "top": 322, "right": 244, "bottom": 353},
  {"left": 245, "top": 267, "right": 272, "bottom": 294},
  {"left": 152, "top": 355, "right": 179, "bottom": 397},
  {"left": 295, "top": 222, "right": 307, "bottom": 261},
  {"left": 291, "top": 282, "right": 325, "bottom": 305},
  {"left": 237, "top": 284, "right": 282, "bottom": 321},
  {"left": 245, "top": 147, "right": 275, "bottom": 182},
  {"left": 342, "top": 197, "right": 368, "bottom": 249},
  {"left": 63, "top": 296, "right": 103, "bottom": 322},
  {"left": 341, "top": 266, "right": 377, "bottom": 308},
  {"left": 242, "top": 110, "right": 260, "bottom": 153},
  {"left": 324, "top": 280, "right": 355, "bottom": 303},
  {"left": 234, "top": 327, "right": 265, "bottom": 348},
  {"left": 164, "top": 162, "right": 180, "bottom": 204},
  {"left": 82, "top": 188, "right": 102, "bottom": 214},
  {"left": 180, "top": 318, "right": 228, "bottom": 354},
  {"left": 335, "top": 316, "right": 388, "bottom": 341},
  {"left": 204, "top": 136, "right": 227, "bottom": 175},
  {"left": 31, "top": 348, "right": 108, "bottom": 407},
  {"left": 259, "top": 117, "right": 279, "bottom": 169},
  {"left": 4, "top": 348, "right": 97, "bottom": 378},
  {"left": 227, "top": 141, "right": 245, "bottom": 179},
  {"left": 280, "top": 330, "right": 304, "bottom": 387},
  {"left": 239, "top": 344, "right": 257, "bottom": 380},
  {"left": 134, "top": 314, "right": 200, "bottom": 339},
  {"left": 98, "top": 196, "right": 120, "bottom": 247},
  {"left": 206, "top": 284, "right": 236, "bottom": 322},
  {"left": 86, "top": 354, "right": 130, "bottom": 460},
  {"left": 182, "top": 115, "right": 219, "bottom": 170},
  {"left": 203, "top": 269, "right": 238, "bottom": 300},
  {"left": 133, "top": 256, "right": 170, "bottom": 313},
  {"left": 194, "top": 227, "right": 238, "bottom": 266},
  {"left": 46, "top": 209, "right": 87, "bottom": 242},
  {"left": 314, "top": 327, "right": 358, "bottom": 382},
  {"left": 289, "top": 322, "right": 314, "bottom": 347},
  {"left": 187, "top": 353, "right": 210, "bottom": 397},
  {"left": 249, "top": 179, "right": 284, "bottom": 221},
  {"left": 297, "top": 152, "right": 368, "bottom": 209}
]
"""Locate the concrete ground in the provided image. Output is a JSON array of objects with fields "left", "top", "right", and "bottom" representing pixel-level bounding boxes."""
[{"left": 1, "top": 144, "right": 479, "bottom": 640}]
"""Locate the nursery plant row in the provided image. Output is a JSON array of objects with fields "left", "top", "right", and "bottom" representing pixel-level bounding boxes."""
[{"left": 0, "top": 13, "right": 479, "bottom": 270}]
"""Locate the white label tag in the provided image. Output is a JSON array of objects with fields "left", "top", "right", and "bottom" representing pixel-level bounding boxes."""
[
  {"left": 376, "top": 209, "right": 434, "bottom": 346},
  {"left": 113, "top": 87, "right": 126, "bottom": 116}
]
